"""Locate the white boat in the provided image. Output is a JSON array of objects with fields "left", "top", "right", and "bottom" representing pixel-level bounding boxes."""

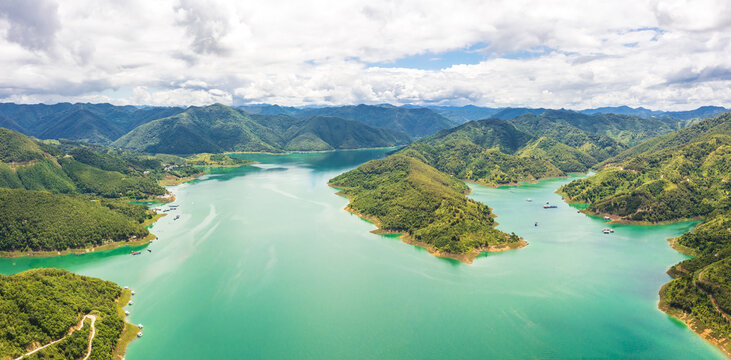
[
  {"left": 131, "top": 290, "right": 135, "bottom": 295},
  {"left": 137, "top": 332, "right": 143, "bottom": 337},
  {"left": 138, "top": 324, "right": 144, "bottom": 329},
  {"left": 128, "top": 301, "right": 134, "bottom": 305},
  {"left": 125, "top": 310, "right": 130, "bottom": 315}
]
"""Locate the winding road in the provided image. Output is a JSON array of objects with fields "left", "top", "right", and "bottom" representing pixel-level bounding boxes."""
[{"left": 14, "top": 314, "right": 97, "bottom": 360}]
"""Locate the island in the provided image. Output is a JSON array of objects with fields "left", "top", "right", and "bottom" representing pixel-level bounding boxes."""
[{"left": 329, "top": 154, "right": 525, "bottom": 263}]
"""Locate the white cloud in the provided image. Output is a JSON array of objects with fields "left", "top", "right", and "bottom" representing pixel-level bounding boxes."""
[{"left": 0, "top": 0, "right": 729, "bottom": 110}]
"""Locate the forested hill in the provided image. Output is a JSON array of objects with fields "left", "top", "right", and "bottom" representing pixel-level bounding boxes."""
[
  {"left": 0, "top": 188, "right": 151, "bottom": 252},
  {"left": 396, "top": 118, "right": 597, "bottom": 185},
  {"left": 329, "top": 154, "right": 523, "bottom": 262},
  {"left": 559, "top": 112, "right": 730, "bottom": 223},
  {"left": 0, "top": 128, "right": 170, "bottom": 199},
  {"left": 294, "top": 104, "right": 455, "bottom": 138},
  {"left": 522, "top": 110, "right": 680, "bottom": 146},
  {"left": 0, "top": 103, "right": 184, "bottom": 144},
  {"left": 508, "top": 113, "right": 627, "bottom": 162},
  {"left": 241, "top": 104, "right": 455, "bottom": 138},
  {"left": 0, "top": 269, "right": 131, "bottom": 359},
  {"left": 112, "top": 104, "right": 411, "bottom": 154}
]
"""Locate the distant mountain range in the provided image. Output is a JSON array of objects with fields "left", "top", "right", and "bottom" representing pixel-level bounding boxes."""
[
  {"left": 240, "top": 104, "right": 456, "bottom": 138},
  {"left": 0, "top": 103, "right": 185, "bottom": 144},
  {"left": 427, "top": 105, "right": 728, "bottom": 123},
  {"left": 0, "top": 102, "right": 727, "bottom": 156},
  {"left": 112, "top": 104, "right": 411, "bottom": 154}
]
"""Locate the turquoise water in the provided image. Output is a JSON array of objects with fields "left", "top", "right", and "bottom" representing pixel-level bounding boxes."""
[{"left": 0, "top": 149, "right": 724, "bottom": 359}]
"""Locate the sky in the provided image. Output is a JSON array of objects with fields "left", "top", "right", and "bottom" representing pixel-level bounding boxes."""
[{"left": 0, "top": 0, "right": 730, "bottom": 110}]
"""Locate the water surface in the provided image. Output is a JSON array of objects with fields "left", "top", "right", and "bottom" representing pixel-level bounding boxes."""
[{"left": 0, "top": 149, "right": 723, "bottom": 359}]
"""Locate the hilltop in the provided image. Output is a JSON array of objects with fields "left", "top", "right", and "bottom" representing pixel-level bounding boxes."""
[
  {"left": 329, "top": 154, "right": 524, "bottom": 262},
  {"left": 112, "top": 104, "right": 411, "bottom": 154}
]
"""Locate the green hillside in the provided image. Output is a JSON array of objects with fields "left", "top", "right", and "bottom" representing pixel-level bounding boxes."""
[
  {"left": 0, "top": 188, "right": 150, "bottom": 252},
  {"left": 660, "top": 210, "right": 731, "bottom": 354},
  {"left": 329, "top": 155, "right": 522, "bottom": 262},
  {"left": 509, "top": 113, "right": 627, "bottom": 161},
  {"left": 559, "top": 114, "right": 730, "bottom": 223},
  {"left": 0, "top": 103, "right": 185, "bottom": 144},
  {"left": 0, "top": 128, "right": 197, "bottom": 199},
  {"left": 282, "top": 116, "right": 410, "bottom": 151},
  {"left": 537, "top": 110, "right": 678, "bottom": 146},
  {"left": 395, "top": 118, "right": 596, "bottom": 185},
  {"left": 297, "top": 104, "right": 455, "bottom": 138},
  {"left": 0, "top": 269, "right": 131, "bottom": 359},
  {"left": 516, "top": 137, "right": 597, "bottom": 173},
  {"left": 0, "top": 128, "right": 46, "bottom": 163},
  {"left": 400, "top": 142, "right": 563, "bottom": 186},
  {"left": 112, "top": 104, "right": 410, "bottom": 154}
]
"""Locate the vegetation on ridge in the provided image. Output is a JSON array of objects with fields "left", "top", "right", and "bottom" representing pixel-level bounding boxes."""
[
  {"left": 329, "top": 155, "right": 521, "bottom": 261},
  {"left": 111, "top": 104, "right": 411, "bottom": 154},
  {"left": 0, "top": 269, "right": 129, "bottom": 360},
  {"left": 559, "top": 113, "right": 730, "bottom": 223}
]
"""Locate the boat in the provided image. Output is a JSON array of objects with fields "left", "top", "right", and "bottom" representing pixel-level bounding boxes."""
[
  {"left": 131, "top": 290, "right": 135, "bottom": 295},
  {"left": 131, "top": 251, "right": 142, "bottom": 255},
  {"left": 534, "top": 222, "right": 538, "bottom": 227},
  {"left": 137, "top": 332, "right": 143, "bottom": 337},
  {"left": 604, "top": 216, "right": 611, "bottom": 221},
  {"left": 128, "top": 301, "right": 134, "bottom": 305},
  {"left": 125, "top": 310, "right": 130, "bottom": 315},
  {"left": 168, "top": 204, "right": 179, "bottom": 208},
  {"left": 174, "top": 215, "right": 180, "bottom": 220},
  {"left": 526, "top": 199, "right": 533, "bottom": 202},
  {"left": 138, "top": 324, "right": 144, "bottom": 329},
  {"left": 147, "top": 249, "right": 152, "bottom": 252},
  {"left": 543, "top": 204, "right": 557, "bottom": 209},
  {"left": 602, "top": 228, "right": 615, "bottom": 234}
]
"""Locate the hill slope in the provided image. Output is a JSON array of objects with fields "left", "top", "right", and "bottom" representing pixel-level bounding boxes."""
[
  {"left": 559, "top": 113, "right": 731, "bottom": 223},
  {"left": 0, "top": 269, "right": 133, "bottom": 359},
  {"left": 296, "top": 104, "right": 455, "bottom": 138},
  {"left": 113, "top": 104, "right": 410, "bottom": 154},
  {"left": 509, "top": 113, "right": 627, "bottom": 162},
  {"left": 329, "top": 155, "right": 523, "bottom": 262},
  {"left": 396, "top": 118, "right": 598, "bottom": 185},
  {"left": 0, "top": 103, "right": 186, "bottom": 144}
]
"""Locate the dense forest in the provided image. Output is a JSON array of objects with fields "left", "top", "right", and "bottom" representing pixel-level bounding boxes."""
[
  {"left": 0, "top": 128, "right": 218, "bottom": 253},
  {"left": 0, "top": 188, "right": 151, "bottom": 252},
  {"left": 112, "top": 104, "right": 411, "bottom": 154},
  {"left": 394, "top": 118, "right": 602, "bottom": 186},
  {"left": 0, "top": 269, "right": 128, "bottom": 360},
  {"left": 329, "top": 154, "right": 522, "bottom": 261},
  {"left": 660, "top": 209, "right": 731, "bottom": 355},
  {"left": 559, "top": 114, "right": 730, "bottom": 223}
]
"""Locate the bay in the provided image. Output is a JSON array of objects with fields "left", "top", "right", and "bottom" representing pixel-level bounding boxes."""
[{"left": 0, "top": 149, "right": 724, "bottom": 359}]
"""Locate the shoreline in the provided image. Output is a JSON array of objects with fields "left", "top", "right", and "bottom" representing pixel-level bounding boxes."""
[
  {"left": 464, "top": 173, "right": 578, "bottom": 189},
  {"left": 0, "top": 164, "right": 215, "bottom": 259},
  {"left": 331, "top": 186, "right": 526, "bottom": 264},
  {"left": 114, "top": 289, "right": 141, "bottom": 359},
  {"left": 561, "top": 190, "right": 725, "bottom": 356},
  {"left": 557, "top": 195, "right": 706, "bottom": 226},
  {"left": 658, "top": 285, "right": 731, "bottom": 358},
  {"left": 0, "top": 213, "right": 166, "bottom": 259}
]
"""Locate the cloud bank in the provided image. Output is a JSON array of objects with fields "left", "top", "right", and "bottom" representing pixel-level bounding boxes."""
[{"left": 0, "top": 0, "right": 729, "bottom": 110}]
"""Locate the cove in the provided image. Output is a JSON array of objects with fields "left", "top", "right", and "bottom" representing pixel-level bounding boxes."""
[{"left": 0, "top": 149, "right": 725, "bottom": 359}]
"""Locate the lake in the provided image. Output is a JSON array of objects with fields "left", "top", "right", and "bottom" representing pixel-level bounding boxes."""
[{"left": 0, "top": 149, "right": 724, "bottom": 359}]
